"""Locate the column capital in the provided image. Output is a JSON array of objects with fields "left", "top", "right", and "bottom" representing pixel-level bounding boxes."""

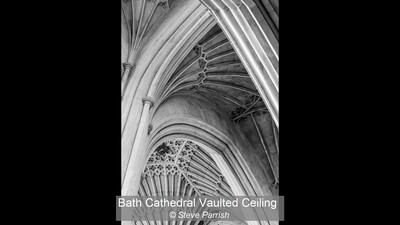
[
  {"left": 142, "top": 96, "right": 154, "bottom": 108},
  {"left": 122, "top": 62, "right": 134, "bottom": 71}
]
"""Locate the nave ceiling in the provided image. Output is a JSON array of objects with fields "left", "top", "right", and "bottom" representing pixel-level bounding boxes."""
[{"left": 121, "top": 0, "right": 279, "bottom": 199}]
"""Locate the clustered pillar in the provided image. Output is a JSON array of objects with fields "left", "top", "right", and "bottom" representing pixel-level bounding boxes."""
[{"left": 122, "top": 96, "right": 154, "bottom": 196}]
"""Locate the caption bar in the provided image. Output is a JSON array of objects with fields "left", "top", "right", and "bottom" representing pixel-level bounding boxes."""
[{"left": 116, "top": 196, "right": 284, "bottom": 222}]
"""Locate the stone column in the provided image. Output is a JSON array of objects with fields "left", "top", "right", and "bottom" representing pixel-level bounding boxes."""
[
  {"left": 121, "top": 96, "right": 154, "bottom": 196},
  {"left": 121, "top": 62, "right": 134, "bottom": 99}
]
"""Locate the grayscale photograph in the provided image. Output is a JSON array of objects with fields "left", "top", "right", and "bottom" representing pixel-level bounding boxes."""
[{"left": 121, "top": 0, "right": 279, "bottom": 224}]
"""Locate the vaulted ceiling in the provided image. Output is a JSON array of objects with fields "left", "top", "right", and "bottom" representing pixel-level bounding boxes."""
[
  {"left": 121, "top": 0, "right": 170, "bottom": 75},
  {"left": 148, "top": 21, "right": 279, "bottom": 191},
  {"left": 162, "top": 24, "right": 268, "bottom": 123},
  {"left": 122, "top": 0, "right": 279, "bottom": 197},
  {"left": 122, "top": 0, "right": 273, "bottom": 122}
]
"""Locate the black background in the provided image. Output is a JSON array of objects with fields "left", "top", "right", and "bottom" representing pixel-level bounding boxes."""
[{"left": 1, "top": 0, "right": 395, "bottom": 224}]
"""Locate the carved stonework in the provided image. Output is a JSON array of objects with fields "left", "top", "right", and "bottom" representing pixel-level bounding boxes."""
[
  {"left": 193, "top": 45, "right": 202, "bottom": 56},
  {"left": 140, "top": 139, "right": 234, "bottom": 197},
  {"left": 143, "top": 139, "right": 195, "bottom": 176},
  {"left": 151, "top": 0, "right": 169, "bottom": 10},
  {"left": 199, "top": 58, "right": 207, "bottom": 70},
  {"left": 230, "top": 106, "right": 246, "bottom": 118}
]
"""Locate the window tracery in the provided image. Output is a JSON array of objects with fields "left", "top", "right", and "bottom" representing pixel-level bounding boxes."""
[{"left": 139, "top": 139, "right": 234, "bottom": 197}]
